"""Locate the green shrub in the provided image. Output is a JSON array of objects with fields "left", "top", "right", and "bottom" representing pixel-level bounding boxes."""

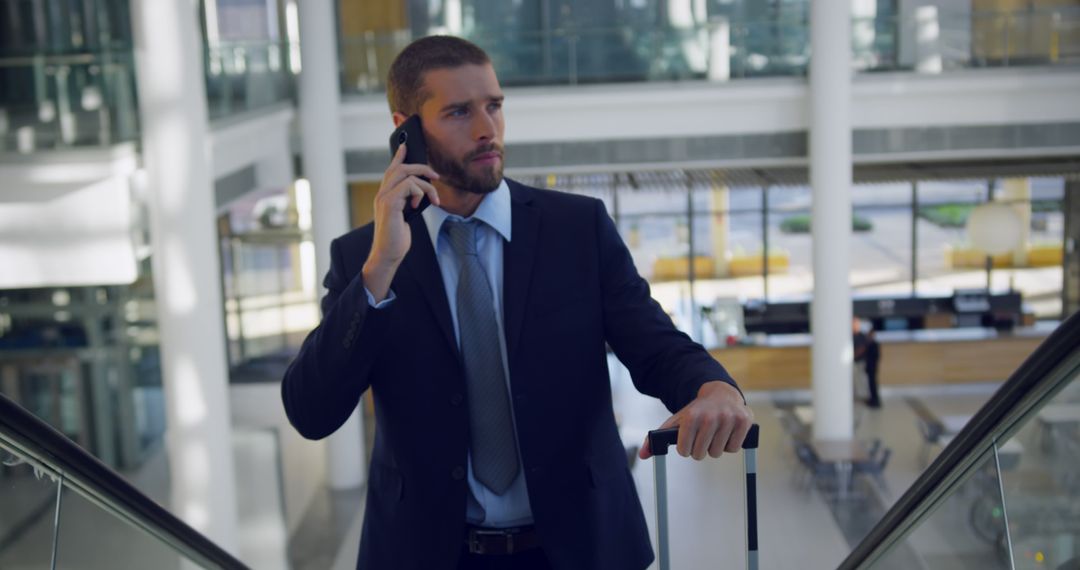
[
  {"left": 779, "top": 214, "right": 873, "bottom": 234},
  {"left": 918, "top": 204, "right": 974, "bottom": 227},
  {"left": 780, "top": 215, "right": 811, "bottom": 233}
]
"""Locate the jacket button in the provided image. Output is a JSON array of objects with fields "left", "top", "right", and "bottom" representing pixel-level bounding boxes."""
[
  {"left": 450, "top": 393, "right": 464, "bottom": 406},
  {"left": 451, "top": 466, "right": 466, "bottom": 481}
]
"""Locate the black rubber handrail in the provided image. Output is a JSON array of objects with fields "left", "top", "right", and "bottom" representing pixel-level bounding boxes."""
[
  {"left": 0, "top": 392, "right": 248, "bottom": 570},
  {"left": 839, "top": 311, "right": 1080, "bottom": 569}
]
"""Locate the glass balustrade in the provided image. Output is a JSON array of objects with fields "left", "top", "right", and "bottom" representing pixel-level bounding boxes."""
[
  {"left": 0, "top": 394, "right": 247, "bottom": 569},
  {"left": 0, "top": 285, "right": 165, "bottom": 472},
  {"left": 204, "top": 40, "right": 295, "bottom": 121},
  {"left": 0, "top": 49, "right": 139, "bottom": 152},
  {"left": 340, "top": 7, "right": 1080, "bottom": 96},
  {"left": 0, "top": 438, "right": 59, "bottom": 569},
  {"left": 866, "top": 367, "right": 1080, "bottom": 568},
  {"left": 52, "top": 484, "right": 200, "bottom": 569},
  {"left": 3, "top": 7, "right": 1075, "bottom": 150},
  {"left": 0, "top": 39, "right": 296, "bottom": 152},
  {"left": 869, "top": 446, "right": 1012, "bottom": 568},
  {"left": 854, "top": 7, "right": 1080, "bottom": 73},
  {"left": 842, "top": 314, "right": 1080, "bottom": 569},
  {"left": 994, "top": 376, "right": 1080, "bottom": 569},
  {"left": 0, "top": 433, "right": 211, "bottom": 569}
]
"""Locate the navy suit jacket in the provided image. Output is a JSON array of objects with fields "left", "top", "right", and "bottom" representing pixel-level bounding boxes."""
[{"left": 282, "top": 179, "right": 737, "bottom": 570}]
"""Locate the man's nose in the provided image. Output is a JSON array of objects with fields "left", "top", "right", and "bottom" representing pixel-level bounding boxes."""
[{"left": 471, "top": 110, "right": 496, "bottom": 142}]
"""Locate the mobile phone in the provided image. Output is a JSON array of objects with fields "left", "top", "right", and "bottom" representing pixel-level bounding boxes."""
[{"left": 389, "top": 115, "right": 431, "bottom": 221}]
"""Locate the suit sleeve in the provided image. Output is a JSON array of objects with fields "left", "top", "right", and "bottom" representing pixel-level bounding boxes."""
[
  {"left": 595, "top": 201, "right": 741, "bottom": 413},
  {"left": 281, "top": 236, "right": 392, "bottom": 439}
]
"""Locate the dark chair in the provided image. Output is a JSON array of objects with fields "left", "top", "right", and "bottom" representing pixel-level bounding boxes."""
[
  {"left": 908, "top": 397, "right": 946, "bottom": 467},
  {"left": 855, "top": 448, "right": 892, "bottom": 493},
  {"left": 866, "top": 438, "right": 883, "bottom": 461},
  {"left": 793, "top": 441, "right": 836, "bottom": 492},
  {"left": 776, "top": 409, "right": 810, "bottom": 442}
]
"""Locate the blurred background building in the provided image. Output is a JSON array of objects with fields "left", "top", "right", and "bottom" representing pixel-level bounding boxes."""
[{"left": 1, "top": 0, "right": 1079, "bottom": 568}]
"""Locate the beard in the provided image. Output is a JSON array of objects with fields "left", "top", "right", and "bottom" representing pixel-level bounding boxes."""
[{"left": 426, "top": 138, "right": 504, "bottom": 196}]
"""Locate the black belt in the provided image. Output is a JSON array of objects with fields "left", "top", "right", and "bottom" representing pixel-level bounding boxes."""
[{"left": 464, "top": 525, "right": 541, "bottom": 555}]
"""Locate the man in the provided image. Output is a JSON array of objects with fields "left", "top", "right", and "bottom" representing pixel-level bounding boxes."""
[
  {"left": 282, "top": 36, "right": 752, "bottom": 570},
  {"left": 853, "top": 318, "right": 882, "bottom": 408}
]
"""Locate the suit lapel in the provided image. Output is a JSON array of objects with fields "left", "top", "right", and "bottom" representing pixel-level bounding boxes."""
[
  {"left": 503, "top": 182, "right": 541, "bottom": 363},
  {"left": 401, "top": 216, "right": 459, "bottom": 356}
]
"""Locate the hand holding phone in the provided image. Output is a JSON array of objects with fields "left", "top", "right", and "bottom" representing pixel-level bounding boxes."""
[
  {"left": 389, "top": 115, "right": 432, "bottom": 220},
  {"left": 361, "top": 117, "right": 440, "bottom": 303}
]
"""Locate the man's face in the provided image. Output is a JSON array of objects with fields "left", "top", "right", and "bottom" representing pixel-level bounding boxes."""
[{"left": 416, "top": 64, "right": 505, "bottom": 195}]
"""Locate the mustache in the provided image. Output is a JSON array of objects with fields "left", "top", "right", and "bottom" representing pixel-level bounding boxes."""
[{"left": 465, "top": 143, "right": 503, "bottom": 161}]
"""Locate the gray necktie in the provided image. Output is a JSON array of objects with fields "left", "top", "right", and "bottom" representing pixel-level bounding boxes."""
[{"left": 444, "top": 220, "right": 520, "bottom": 494}]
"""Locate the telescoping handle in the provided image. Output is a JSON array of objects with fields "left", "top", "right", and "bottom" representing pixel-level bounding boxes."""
[{"left": 647, "top": 424, "right": 760, "bottom": 570}]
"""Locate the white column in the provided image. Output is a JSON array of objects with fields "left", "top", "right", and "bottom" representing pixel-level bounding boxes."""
[
  {"left": 298, "top": 0, "right": 366, "bottom": 490},
  {"left": 710, "top": 184, "right": 729, "bottom": 276},
  {"left": 130, "top": 0, "right": 239, "bottom": 553},
  {"left": 810, "top": 1, "right": 854, "bottom": 441}
]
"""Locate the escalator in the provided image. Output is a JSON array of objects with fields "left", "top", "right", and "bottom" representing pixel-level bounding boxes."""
[
  {"left": 0, "top": 392, "right": 247, "bottom": 569},
  {"left": 841, "top": 311, "right": 1080, "bottom": 569},
  {"left": 3, "top": 313, "right": 1078, "bottom": 568}
]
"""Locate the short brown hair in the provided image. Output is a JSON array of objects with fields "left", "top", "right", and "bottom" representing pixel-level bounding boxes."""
[{"left": 386, "top": 36, "right": 491, "bottom": 116}]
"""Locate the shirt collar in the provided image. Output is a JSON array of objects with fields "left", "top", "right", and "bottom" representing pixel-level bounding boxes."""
[{"left": 422, "top": 179, "right": 512, "bottom": 249}]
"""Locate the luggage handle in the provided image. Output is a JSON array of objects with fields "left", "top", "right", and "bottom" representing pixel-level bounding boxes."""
[
  {"left": 647, "top": 423, "right": 760, "bottom": 455},
  {"left": 647, "top": 424, "right": 760, "bottom": 570}
]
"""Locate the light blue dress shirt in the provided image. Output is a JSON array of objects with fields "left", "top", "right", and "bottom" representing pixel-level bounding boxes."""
[{"left": 365, "top": 180, "right": 534, "bottom": 528}]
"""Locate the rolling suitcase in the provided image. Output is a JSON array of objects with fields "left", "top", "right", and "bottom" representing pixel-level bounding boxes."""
[{"left": 647, "top": 424, "right": 760, "bottom": 570}]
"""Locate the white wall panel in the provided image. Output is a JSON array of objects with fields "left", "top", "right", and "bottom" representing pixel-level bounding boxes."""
[
  {"left": 340, "top": 68, "right": 1080, "bottom": 150},
  {"left": 209, "top": 104, "right": 295, "bottom": 181}
]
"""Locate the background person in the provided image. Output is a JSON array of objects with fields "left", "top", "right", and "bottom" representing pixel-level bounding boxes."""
[{"left": 853, "top": 318, "right": 882, "bottom": 408}]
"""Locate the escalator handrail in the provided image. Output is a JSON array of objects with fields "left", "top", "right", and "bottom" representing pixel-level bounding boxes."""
[
  {"left": 0, "top": 392, "right": 248, "bottom": 570},
  {"left": 839, "top": 312, "right": 1080, "bottom": 569}
]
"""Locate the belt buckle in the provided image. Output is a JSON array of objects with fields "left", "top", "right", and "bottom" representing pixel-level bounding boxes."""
[
  {"left": 467, "top": 531, "right": 484, "bottom": 555},
  {"left": 468, "top": 528, "right": 514, "bottom": 555}
]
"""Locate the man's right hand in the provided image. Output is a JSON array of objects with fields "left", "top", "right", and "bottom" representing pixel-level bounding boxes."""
[{"left": 362, "top": 144, "right": 441, "bottom": 302}]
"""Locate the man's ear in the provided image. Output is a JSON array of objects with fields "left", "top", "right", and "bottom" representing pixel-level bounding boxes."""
[{"left": 391, "top": 112, "right": 409, "bottom": 128}]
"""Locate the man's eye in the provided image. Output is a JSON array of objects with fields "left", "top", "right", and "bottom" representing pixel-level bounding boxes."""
[
  {"left": 449, "top": 108, "right": 468, "bottom": 117},
  {"left": 488, "top": 102, "right": 502, "bottom": 112}
]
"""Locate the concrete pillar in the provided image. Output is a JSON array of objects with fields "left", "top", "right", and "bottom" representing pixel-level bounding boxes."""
[
  {"left": 298, "top": 0, "right": 366, "bottom": 490},
  {"left": 999, "top": 178, "right": 1032, "bottom": 268},
  {"left": 130, "top": 0, "right": 239, "bottom": 553},
  {"left": 710, "top": 184, "right": 729, "bottom": 277},
  {"left": 809, "top": 0, "right": 854, "bottom": 441}
]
